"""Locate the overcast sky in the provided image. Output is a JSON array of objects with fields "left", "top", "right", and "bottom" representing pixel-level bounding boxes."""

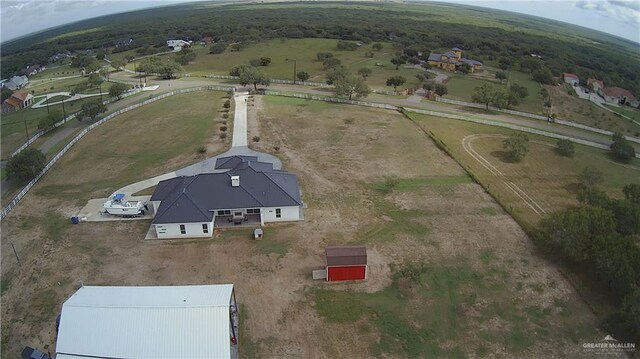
[{"left": 1, "top": 0, "right": 639, "bottom": 44}]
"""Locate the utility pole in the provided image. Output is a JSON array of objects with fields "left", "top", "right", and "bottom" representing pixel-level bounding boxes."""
[
  {"left": 99, "top": 83, "right": 103, "bottom": 102},
  {"left": 45, "top": 94, "right": 50, "bottom": 114},
  {"left": 23, "top": 118, "right": 29, "bottom": 140},
  {"left": 61, "top": 95, "right": 67, "bottom": 121},
  {"left": 293, "top": 60, "right": 297, "bottom": 85}
]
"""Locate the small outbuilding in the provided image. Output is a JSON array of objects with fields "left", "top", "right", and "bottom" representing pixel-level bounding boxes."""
[{"left": 325, "top": 246, "right": 367, "bottom": 281}]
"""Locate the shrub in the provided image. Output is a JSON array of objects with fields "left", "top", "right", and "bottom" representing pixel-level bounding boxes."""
[
  {"left": 555, "top": 139, "right": 575, "bottom": 157},
  {"left": 220, "top": 126, "right": 227, "bottom": 132},
  {"left": 343, "top": 118, "right": 354, "bottom": 125},
  {"left": 219, "top": 133, "right": 227, "bottom": 139},
  {"left": 252, "top": 136, "right": 260, "bottom": 142},
  {"left": 222, "top": 113, "right": 229, "bottom": 119},
  {"left": 610, "top": 134, "right": 635, "bottom": 163},
  {"left": 502, "top": 133, "right": 529, "bottom": 162},
  {"left": 198, "top": 146, "right": 207, "bottom": 154},
  {"left": 273, "top": 146, "right": 280, "bottom": 152},
  {"left": 223, "top": 100, "right": 231, "bottom": 109}
]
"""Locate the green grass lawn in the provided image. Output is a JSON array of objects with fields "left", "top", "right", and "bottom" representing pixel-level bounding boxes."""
[
  {"left": 409, "top": 113, "right": 640, "bottom": 228},
  {"left": 444, "top": 70, "right": 543, "bottom": 114},
  {"left": 35, "top": 91, "right": 227, "bottom": 204},
  {"left": 127, "top": 38, "right": 424, "bottom": 92},
  {"left": 604, "top": 104, "right": 640, "bottom": 122}
]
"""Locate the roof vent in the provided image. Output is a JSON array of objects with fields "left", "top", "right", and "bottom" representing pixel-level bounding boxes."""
[{"left": 231, "top": 175, "right": 240, "bottom": 187}]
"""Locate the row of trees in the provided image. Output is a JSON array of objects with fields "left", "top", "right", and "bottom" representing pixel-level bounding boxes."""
[
  {"left": 471, "top": 83, "right": 529, "bottom": 110},
  {"left": 537, "top": 179, "right": 640, "bottom": 343},
  {"left": 136, "top": 57, "right": 183, "bottom": 79}
]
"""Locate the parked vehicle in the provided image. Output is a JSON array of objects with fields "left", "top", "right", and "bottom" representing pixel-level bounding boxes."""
[{"left": 21, "top": 347, "right": 52, "bottom": 359}]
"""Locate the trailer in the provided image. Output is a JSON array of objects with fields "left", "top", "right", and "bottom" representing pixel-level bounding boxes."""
[{"left": 103, "top": 194, "right": 144, "bottom": 217}]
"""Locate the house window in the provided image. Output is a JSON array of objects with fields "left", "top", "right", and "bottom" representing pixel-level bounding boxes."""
[
  {"left": 246, "top": 208, "right": 260, "bottom": 214},
  {"left": 218, "top": 210, "right": 231, "bottom": 215},
  {"left": 180, "top": 224, "right": 186, "bottom": 234},
  {"left": 275, "top": 208, "right": 281, "bottom": 218},
  {"left": 202, "top": 223, "right": 209, "bottom": 234}
]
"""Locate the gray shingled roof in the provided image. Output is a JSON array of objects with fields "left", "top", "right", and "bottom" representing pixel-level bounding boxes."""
[
  {"left": 214, "top": 155, "right": 258, "bottom": 170},
  {"left": 152, "top": 158, "right": 302, "bottom": 224}
]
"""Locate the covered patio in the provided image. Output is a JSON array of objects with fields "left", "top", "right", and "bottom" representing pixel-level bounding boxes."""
[{"left": 214, "top": 213, "right": 261, "bottom": 228}]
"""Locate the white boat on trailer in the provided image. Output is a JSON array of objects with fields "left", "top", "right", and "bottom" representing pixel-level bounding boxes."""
[{"left": 103, "top": 193, "right": 144, "bottom": 217}]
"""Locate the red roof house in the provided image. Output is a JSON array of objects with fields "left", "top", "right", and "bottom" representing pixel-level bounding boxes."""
[
  {"left": 563, "top": 73, "right": 579, "bottom": 86},
  {"left": 1, "top": 92, "right": 33, "bottom": 113},
  {"left": 602, "top": 87, "right": 638, "bottom": 107},
  {"left": 587, "top": 78, "right": 604, "bottom": 92}
]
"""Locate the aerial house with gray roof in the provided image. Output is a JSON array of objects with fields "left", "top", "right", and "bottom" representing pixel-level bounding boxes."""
[{"left": 150, "top": 155, "right": 303, "bottom": 239}]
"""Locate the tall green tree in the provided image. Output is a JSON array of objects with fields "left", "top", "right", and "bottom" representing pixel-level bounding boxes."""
[
  {"left": 239, "top": 67, "right": 270, "bottom": 90},
  {"left": 390, "top": 56, "right": 406, "bottom": 70},
  {"left": 109, "top": 83, "right": 129, "bottom": 99},
  {"left": 296, "top": 71, "right": 310, "bottom": 82},
  {"left": 357, "top": 67, "right": 372, "bottom": 80},
  {"left": 386, "top": 75, "right": 406, "bottom": 94},
  {"left": 495, "top": 70, "right": 508, "bottom": 84},
  {"left": 472, "top": 84, "right": 496, "bottom": 110},
  {"left": 610, "top": 133, "right": 636, "bottom": 163},
  {"left": 502, "top": 132, "right": 529, "bottom": 162},
  {"left": 79, "top": 99, "right": 107, "bottom": 121},
  {"left": 326, "top": 66, "right": 349, "bottom": 85},
  {"left": 6, "top": 148, "right": 46, "bottom": 181},
  {"left": 334, "top": 76, "right": 370, "bottom": 100},
  {"left": 38, "top": 110, "right": 63, "bottom": 130}
]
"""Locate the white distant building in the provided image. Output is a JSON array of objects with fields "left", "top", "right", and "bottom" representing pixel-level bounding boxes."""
[
  {"left": 56, "top": 284, "right": 239, "bottom": 359},
  {"left": 563, "top": 73, "right": 579, "bottom": 86},
  {"left": 167, "top": 39, "right": 192, "bottom": 50}
]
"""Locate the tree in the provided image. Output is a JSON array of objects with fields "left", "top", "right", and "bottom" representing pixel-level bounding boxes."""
[
  {"left": 296, "top": 71, "right": 310, "bottom": 82},
  {"left": 498, "top": 57, "right": 513, "bottom": 70},
  {"left": 509, "top": 83, "right": 529, "bottom": 99},
  {"left": 38, "top": 110, "right": 62, "bottom": 131},
  {"left": 210, "top": 43, "right": 227, "bottom": 54},
  {"left": 1, "top": 87, "right": 13, "bottom": 102},
  {"left": 6, "top": 148, "right": 46, "bottom": 182},
  {"left": 415, "top": 73, "right": 426, "bottom": 84},
  {"left": 519, "top": 57, "right": 543, "bottom": 73},
  {"left": 96, "top": 50, "right": 106, "bottom": 60},
  {"left": 459, "top": 63, "right": 472, "bottom": 74},
  {"left": 422, "top": 81, "right": 435, "bottom": 92},
  {"left": 334, "top": 76, "right": 370, "bottom": 100},
  {"left": 610, "top": 133, "right": 636, "bottom": 163},
  {"left": 249, "top": 58, "right": 261, "bottom": 67},
  {"left": 555, "top": 139, "right": 575, "bottom": 157},
  {"left": 322, "top": 57, "right": 341, "bottom": 70},
  {"left": 175, "top": 48, "right": 196, "bottom": 65},
  {"left": 316, "top": 52, "right": 333, "bottom": 61},
  {"left": 623, "top": 184, "right": 640, "bottom": 204},
  {"left": 259, "top": 57, "right": 271, "bottom": 66},
  {"left": 358, "top": 67, "right": 372, "bottom": 80},
  {"left": 532, "top": 67, "right": 554, "bottom": 84},
  {"left": 79, "top": 99, "right": 107, "bottom": 121},
  {"left": 239, "top": 67, "right": 270, "bottom": 90},
  {"left": 109, "top": 83, "right": 129, "bottom": 100},
  {"left": 160, "top": 61, "right": 183, "bottom": 79},
  {"left": 434, "top": 83, "right": 448, "bottom": 97},
  {"left": 495, "top": 70, "right": 508, "bottom": 84},
  {"left": 386, "top": 75, "right": 406, "bottom": 94},
  {"left": 110, "top": 59, "right": 125, "bottom": 71},
  {"left": 502, "top": 132, "right": 529, "bottom": 162},
  {"left": 137, "top": 57, "right": 162, "bottom": 75},
  {"left": 579, "top": 166, "right": 604, "bottom": 188},
  {"left": 390, "top": 56, "right": 406, "bottom": 70},
  {"left": 326, "top": 66, "right": 349, "bottom": 85},
  {"left": 87, "top": 73, "right": 104, "bottom": 88},
  {"left": 472, "top": 84, "right": 496, "bottom": 110},
  {"left": 491, "top": 91, "right": 510, "bottom": 109},
  {"left": 229, "top": 64, "right": 252, "bottom": 77},
  {"left": 372, "top": 43, "right": 383, "bottom": 51},
  {"left": 336, "top": 40, "right": 358, "bottom": 51}
]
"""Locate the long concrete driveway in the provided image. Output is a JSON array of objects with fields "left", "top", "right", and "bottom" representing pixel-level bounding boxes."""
[{"left": 232, "top": 92, "right": 249, "bottom": 147}]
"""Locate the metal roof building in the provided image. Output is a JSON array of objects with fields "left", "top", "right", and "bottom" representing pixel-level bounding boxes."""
[{"left": 56, "top": 284, "right": 238, "bottom": 359}]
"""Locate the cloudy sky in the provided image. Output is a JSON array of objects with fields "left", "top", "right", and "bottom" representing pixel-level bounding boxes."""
[{"left": 1, "top": 0, "right": 639, "bottom": 43}]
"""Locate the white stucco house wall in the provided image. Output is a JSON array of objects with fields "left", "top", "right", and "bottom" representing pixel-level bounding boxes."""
[
  {"left": 150, "top": 155, "right": 303, "bottom": 239},
  {"left": 166, "top": 39, "right": 191, "bottom": 50},
  {"left": 563, "top": 73, "right": 579, "bottom": 86}
]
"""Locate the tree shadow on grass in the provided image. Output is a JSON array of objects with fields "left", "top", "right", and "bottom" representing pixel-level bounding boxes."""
[
  {"left": 564, "top": 182, "right": 582, "bottom": 194},
  {"left": 490, "top": 150, "right": 518, "bottom": 164}
]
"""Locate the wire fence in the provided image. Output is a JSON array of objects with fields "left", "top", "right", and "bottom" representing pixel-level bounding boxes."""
[
  {"left": 203, "top": 74, "right": 332, "bottom": 88},
  {"left": 1, "top": 85, "right": 234, "bottom": 221},
  {"left": 264, "top": 90, "right": 398, "bottom": 110}
]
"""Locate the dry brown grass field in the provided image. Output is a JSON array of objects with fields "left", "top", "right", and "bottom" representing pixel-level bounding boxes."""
[{"left": 1, "top": 94, "right": 608, "bottom": 358}]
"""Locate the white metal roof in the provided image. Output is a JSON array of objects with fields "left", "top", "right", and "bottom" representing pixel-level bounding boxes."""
[{"left": 56, "top": 284, "right": 234, "bottom": 359}]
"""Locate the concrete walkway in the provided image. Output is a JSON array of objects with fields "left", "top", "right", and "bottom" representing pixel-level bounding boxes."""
[
  {"left": 232, "top": 92, "right": 249, "bottom": 147},
  {"left": 31, "top": 92, "right": 105, "bottom": 108}
]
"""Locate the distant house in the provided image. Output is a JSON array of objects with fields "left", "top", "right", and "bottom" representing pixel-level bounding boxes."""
[
  {"left": 1, "top": 91, "right": 34, "bottom": 113},
  {"left": 0, "top": 79, "right": 6, "bottom": 88},
  {"left": 563, "top": 73, "right": 579, "bottom": 86},
  {"left": 166, "top": 39, "right": 191, "bottom": 50},
  {"left": 427, "top": 48, "right": 483, "bottom": 72},
  {"left": 150, "top": 155, "right": 303, "bottom": 239},
  {"left": 18, "top": 64, "right": 45, "bottom": 76},
  {"left": 4, "top": 75, "right": 28, "bottom": 90},
  {"left": 56, "top": 284, "right": 238, "bottom": 359},
  {"left": 49, "top": 52, "right": 71, "bottom": 63},
  {"left": 587, "top": 78, "right": 604, "bottom": 95},
  {"left": 115, "top": 38, "right": 133, "bottom": 47},
  {"left": 602, "top": 87, "right": 639, "bottom": 107},
  {"left": 201, "top": 36, "right": 214, "bottom": 45}
]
